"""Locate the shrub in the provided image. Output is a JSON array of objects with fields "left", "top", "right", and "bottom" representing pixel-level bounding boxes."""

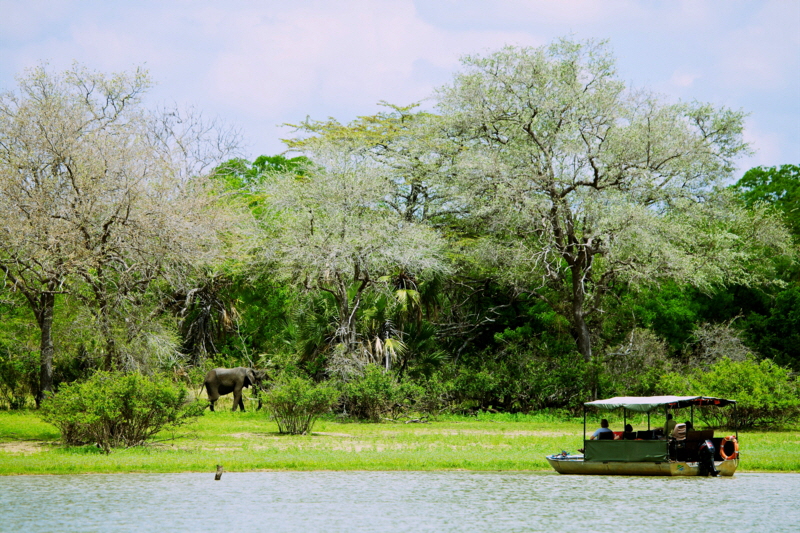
[
  {"left": 261, "top": 375, "right": 339, "bottom": 434},
  {"left": 0, "top": 348, "right": 38, "bottom": 409},
  {"left": 448, "top": 348, "right": 590, "bottom": 413},
  {"left": 600, "top": 328, "right": 671, "bottom": 397},
  {"left": 659, "top": 357, "right": 800, "bottom": 428},
  {"left": 39, "top": 371, "right": 203, "bottom": 453},
  {"left": 398, "top": 377, "right": 450, "bottom": 417},
  {"left": 341, "top": 365, "right": 403, "bottom": 421}
]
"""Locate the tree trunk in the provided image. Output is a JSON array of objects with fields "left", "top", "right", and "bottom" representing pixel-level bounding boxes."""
[
  {"left": 35, "top": 292, "right": 56, "bottom": 407},
  {"left": 99, "top": 297, "right": 118, "bottom": 371},
  {"left": 334, "top": 283, "right": 359, "bottom": 355},
  {"left": 337, "top": 301, "right": 359, "bottom": 354},
  {"left": 570, "top": 265, "right": 593, "bottom": 363}
]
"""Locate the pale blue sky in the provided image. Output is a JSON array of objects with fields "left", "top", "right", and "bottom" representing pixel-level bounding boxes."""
[{"left": 2, "top": 0, "right": 798, "bottom": 175}]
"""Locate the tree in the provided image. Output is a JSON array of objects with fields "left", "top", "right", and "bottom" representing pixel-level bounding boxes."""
[
  {"left": 743, "top": 286, "right": 800, "bottom": 369},
  {"left": 284, "top": 103, "right": 464, "bottom": 226},
  {"left": 0, "top": 65, "right": 239, "bottom": 402},
  {"left": 262, "top": 140, "right": 448, "bottom": 376},
  {"left": 733, "top": 165, "right": 800, "bottom": 239},
  {"left": 435, "top": 39, "right": 793, "bottom": 362}
]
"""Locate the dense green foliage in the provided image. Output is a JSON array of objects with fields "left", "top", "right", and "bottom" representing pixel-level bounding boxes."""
[
  {"left": 660, "top": 358, "right": 800, "bottom": 429},
  {"left": 39, "top": 372, "right": 203, "bottom": 453},
  {"left": 261, "top": 375, "right": 339, "bottom": 434},
  {"left": 733, "top": 165, "right": 800, "bottom": 238},
  {"left": 1, "top": 41, "right": 798, "bottom": 427}
]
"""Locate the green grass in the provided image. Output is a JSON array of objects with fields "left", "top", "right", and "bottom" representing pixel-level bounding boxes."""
[{"left": 1, "top": 409, "right": 798, "bottom": 475}]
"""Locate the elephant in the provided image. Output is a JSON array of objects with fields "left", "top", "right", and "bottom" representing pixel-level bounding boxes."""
[{"left": 203, "top": 367, "right": 265, "bottom": 412}]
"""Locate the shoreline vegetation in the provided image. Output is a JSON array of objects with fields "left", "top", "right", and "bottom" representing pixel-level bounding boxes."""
[{"left": 2, "top": 409, "right": 798, "bottom": 476}]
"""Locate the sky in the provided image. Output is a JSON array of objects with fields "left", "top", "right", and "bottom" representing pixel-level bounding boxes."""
[{"left": 1, "top": 0, "right": 798, "bottom": 176}]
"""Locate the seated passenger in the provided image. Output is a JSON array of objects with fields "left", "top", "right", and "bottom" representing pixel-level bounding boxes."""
[
  {"left": 590, "top": 419, "right": 614, "bottom": 440},
  {"left": 622, "top": 423, "right": 636, "bottom": 440},
  {"left": 664, "top": 413, "right": 677, "bottom": 435},
  {"left": 684, "top": 421, "right": 694, "bottom": 432}
]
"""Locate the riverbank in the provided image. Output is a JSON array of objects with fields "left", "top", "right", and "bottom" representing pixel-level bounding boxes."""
[{"left": 1, "top": 410, "right": 798, "bottom": 475}]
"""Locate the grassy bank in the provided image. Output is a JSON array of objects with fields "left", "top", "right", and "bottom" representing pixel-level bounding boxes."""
[{"left": 1, "top": 410, "right": 798, "bottom": 475}]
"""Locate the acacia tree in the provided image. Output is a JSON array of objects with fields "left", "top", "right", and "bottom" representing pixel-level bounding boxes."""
[
  {"left": 436, "top": 39, "right": 793, "bottom": 362},
  {"left": 0, "top": 65, "right": 238, "bottom": 402},
  {"left": 285, "top": 103, "right": 465, "bottom": 226},
  {"left": 263, "top": 140, "right": 448, "bottom": 376}
]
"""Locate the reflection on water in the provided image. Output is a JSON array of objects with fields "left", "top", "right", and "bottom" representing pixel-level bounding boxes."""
[{"left": 1, "top": 472, "right": 797, "bottom": 532}]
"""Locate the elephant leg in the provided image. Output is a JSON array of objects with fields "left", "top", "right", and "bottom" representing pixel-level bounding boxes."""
[
  {"left": 206, "top": 384, "right": 219, "bottom": 412},
  {"left": 232, "top": 389, "right": 243, "bottom": 412}
]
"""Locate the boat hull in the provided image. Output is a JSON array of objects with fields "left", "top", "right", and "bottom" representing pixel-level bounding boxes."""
[{"left": 546, "top": 456, "right": 738, "bottom": 476}]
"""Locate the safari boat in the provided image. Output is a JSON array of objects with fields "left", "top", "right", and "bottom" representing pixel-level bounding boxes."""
[{"left": 547, "top": 396, "right": 740, "bottom": 477}]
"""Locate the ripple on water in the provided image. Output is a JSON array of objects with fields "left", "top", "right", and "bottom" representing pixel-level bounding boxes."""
[{"left": 1, "top": 472, "right": 797, "bottom": 532}]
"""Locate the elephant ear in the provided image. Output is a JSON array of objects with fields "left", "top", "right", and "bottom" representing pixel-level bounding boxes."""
[{"left": 245, "top": 369, "right": 256, "bottom": 387}]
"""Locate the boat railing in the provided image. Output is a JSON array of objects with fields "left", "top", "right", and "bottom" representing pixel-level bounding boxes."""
[{"left": 583, "top": 439, "right": 669, "bottom": 463}]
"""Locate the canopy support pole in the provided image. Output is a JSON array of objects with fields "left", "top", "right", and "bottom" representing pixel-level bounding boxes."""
[
  {"left": 583, "top": 404, "right": 587, "bottom": 446},
  {"left": 691, "top": 405, "right": 694, "bottom": 427},
  {"left": 647, "top": 412, "right": 650, "bottom": 431}
]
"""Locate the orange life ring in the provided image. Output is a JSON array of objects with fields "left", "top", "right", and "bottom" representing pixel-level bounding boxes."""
[{"left": 720, "top": 435, "right": 739, "bottom": 460}]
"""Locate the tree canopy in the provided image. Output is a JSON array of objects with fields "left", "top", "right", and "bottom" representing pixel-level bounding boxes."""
[
  {"left": 434, "top": 39, "right": 792, "bottom": 361},
  {"left": 734, "top": 164, "right": 800, "bottom": 239},
  {"left": 0, "top": 65, "right": 239, "bottom": 401}
]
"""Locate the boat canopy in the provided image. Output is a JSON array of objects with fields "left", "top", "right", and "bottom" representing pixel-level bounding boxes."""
[{"left": 584, "top": 396, "right": 736, "bottom": 413}]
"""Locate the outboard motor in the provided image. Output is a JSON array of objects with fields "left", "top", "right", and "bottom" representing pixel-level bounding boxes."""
[{"left": 697, "top": 439, "right": 719, "bottom": 477}]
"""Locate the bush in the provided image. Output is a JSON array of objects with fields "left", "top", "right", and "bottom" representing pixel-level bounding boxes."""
[
  {"left": 659, "top": 357, "right": 800, "bottom": 428},
  {"left": 600, "top": 328, "right": 671, "bottom": 397},
  {"left": 341, "top": 365, "right": 404, "bottom": 421},
  {"left": 261, "top": 375, "right": 339, "bottom": 434},
  {"left": 400, "top": 375, "right": 455, "bottom": 417},
  {"left": 39, "top": 371, "right": 203, "bottom": 453},
  {"left": 448, "top": 348, "right": 589, "bottom": 413},
  {"left": 0, "top": 348, "right": 38, "bottom": 409}
]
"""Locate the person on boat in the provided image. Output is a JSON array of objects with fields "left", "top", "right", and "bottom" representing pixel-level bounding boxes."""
[
  {"left": 590, "top": 419, "right": 614, "bottom": 440},
  {"left": 622, "top": 423, "right": 636, "bottom": 440},
  {"left": 684, "top": 420, "right": 694, "bottom": 432},
  {"left": 664, "top": 413, "right": 677, "bottom": 435}
]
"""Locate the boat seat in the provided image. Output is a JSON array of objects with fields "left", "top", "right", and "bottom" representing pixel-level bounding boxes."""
[
  {"left": 636, "top": 430, "right": 655, "bottom": 440},
  {"left": 687, "top": 429, "right": 714, "bottom": 440},
  {"left": 598, "top": 431, "right": 615, "bottom": 440},
  {"left": 623, "top": 431, "right": 637, "bottom": 440}
]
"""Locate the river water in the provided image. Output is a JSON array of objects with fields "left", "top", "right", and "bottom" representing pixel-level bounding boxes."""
[{"left": 1, "top": 472, "right": 797, "bottom": 532}]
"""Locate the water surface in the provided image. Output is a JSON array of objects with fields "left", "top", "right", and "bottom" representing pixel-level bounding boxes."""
[{"left": 1, "top": 472, "right": 796, "bottom": 532}]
